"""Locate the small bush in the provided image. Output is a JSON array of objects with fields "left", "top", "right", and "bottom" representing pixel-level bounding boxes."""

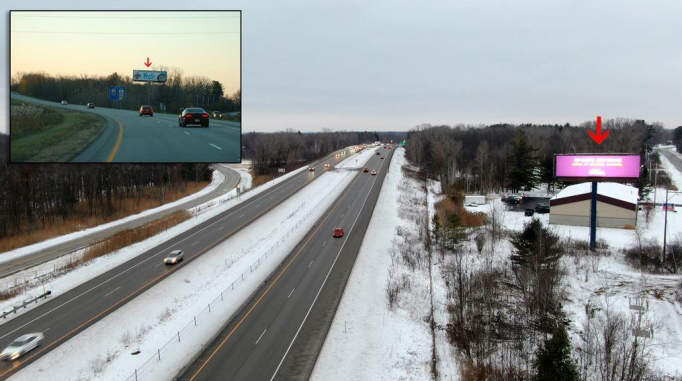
[
  {"left": 622, "top": 239, "right": 675, "bottom": 273},
  {"left": 120, "top": 330, "right": 133, "bottom": 348}
]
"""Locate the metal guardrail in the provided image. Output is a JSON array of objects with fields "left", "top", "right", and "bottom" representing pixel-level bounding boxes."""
[
  {"left": 123, "top": 177, "right": 346, "bottom": 381},
  {"left": 2, "top": 290, "right": 51, "bottom": 319}
]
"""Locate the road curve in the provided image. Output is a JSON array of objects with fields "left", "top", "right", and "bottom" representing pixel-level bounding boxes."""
[
  {"left": 0, "top": 165, "right": 240, "bottom": 278},
  {"left": 0, "top": 147, "right": 356, "bottom": 380},
  {"left": 10, "top": 93, "right": 240, "bottom": 163}
]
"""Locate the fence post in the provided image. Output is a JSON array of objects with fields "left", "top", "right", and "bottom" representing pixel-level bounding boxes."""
[
  {"left": 208, "top": 303, "right": 211, "bottom": 313},
  {"left": 221, "top": 291, "right": 223, "bottom": 300},
  {"left": 194, "top": 316, "right": 197, "bottom": 326},
  {"left": 135, "top": 369, "right": 138, "bottom": 381},
  {"left": 232, "top": 282, "right": 234, "bottom": 290},
  {"left": 178, "top": 331, "right": 181, "bottom": 342},
  {"left": 158, "top": 348, "right": 160, "bottom": 361}
]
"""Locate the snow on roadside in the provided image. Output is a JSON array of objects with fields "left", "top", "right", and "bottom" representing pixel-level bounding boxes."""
[
  {"left": 312, "top": 148, "right": 436, "bottom": 381},
  {"left": 0, "top": 168, "right": 227, "bottom": 265},
  {"left": 8, "top": 148, "right": 375, "bottom": 381}
]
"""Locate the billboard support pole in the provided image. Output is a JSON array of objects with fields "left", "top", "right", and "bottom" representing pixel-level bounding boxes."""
[
  {"left": 590, "top": 181, "right": 598, "bottom": 251},
  {"left": 662, "top": 188, "right": 668, "bottom": 266}
]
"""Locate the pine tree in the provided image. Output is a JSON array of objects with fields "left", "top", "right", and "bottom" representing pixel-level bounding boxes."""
[
  {"left": 534, "top": 325, "right": 579, "bottom": 381},
  {"left": 506, "top": 130, "right": 540, "bottom": 192}
]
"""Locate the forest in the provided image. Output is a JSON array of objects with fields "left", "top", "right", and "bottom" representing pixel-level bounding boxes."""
[
  {"left": 406, "top": 118, "right": 670, "bottom": 195},
  {"left": 11, "top": 69, "right": 240, "bottom": 115}
]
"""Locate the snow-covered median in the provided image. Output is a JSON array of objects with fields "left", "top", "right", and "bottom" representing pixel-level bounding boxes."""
[{"left": 9, "top": 148, "right": 376, "bottom": 381}]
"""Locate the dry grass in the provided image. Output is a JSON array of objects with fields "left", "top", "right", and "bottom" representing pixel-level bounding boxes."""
[
  {"left": 82, "top": 210, "right": 191, "bottom": 263},
  {"left": 0, "top": 287, "right": 23, "bottom": 302},
  {"left": 251, "top": 169, "right": 277, "bottom": 187},
  {"left": 435, "top": 197, "right": 487, "bottom": 228},
  {"left": 0, "top": 181, "right": 209, "bottom": 253}
]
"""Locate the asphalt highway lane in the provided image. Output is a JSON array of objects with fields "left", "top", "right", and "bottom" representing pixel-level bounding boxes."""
[
  {"left": 10, "top": 93, "right": 240, "bottom": 163},
  {"left": 0, "top": 147, "right": 357, "bottom": 380},
  {"left": 0, "top": 165, "right": 240, "bottom": 279},
  {"left": 178, "top": 147, "right": 395, "bottom": 381}
]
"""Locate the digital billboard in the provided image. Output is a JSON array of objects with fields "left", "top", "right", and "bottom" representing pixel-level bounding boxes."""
[{"left": 555, "top": 155, "right": 641, "bottom": 182}]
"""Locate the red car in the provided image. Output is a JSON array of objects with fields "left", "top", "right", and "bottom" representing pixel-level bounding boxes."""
[
  {"left": 363, "top": 168, "right": 369, "bottom": 172},
  {"left": 179, "top": 108, "right": 210, "bottom": 128},
  {"left": 333, "top": 228, "right": 344, "bottom": 238},
  {"left": 380, "top": 157, "right": 384, "bottom": 159},
  {"left": 139, "top": 105, "right": 153, "bottom": 117}
]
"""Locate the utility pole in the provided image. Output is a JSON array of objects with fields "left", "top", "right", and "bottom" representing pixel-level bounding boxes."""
[{"left": 662, "top": 189, "right": 680, "bottom": 273}]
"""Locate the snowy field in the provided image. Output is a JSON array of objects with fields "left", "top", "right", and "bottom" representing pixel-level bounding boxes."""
[{"left": 8, "top": 147, "right": 377, "bottom": 381}]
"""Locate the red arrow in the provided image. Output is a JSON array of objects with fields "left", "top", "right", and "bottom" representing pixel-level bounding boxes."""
[
  {"left": 144, "top": 57, "right": 152, "bottom": 67},
  {"left": 589, "top": 116, "right": 609, "bottom": 144}
]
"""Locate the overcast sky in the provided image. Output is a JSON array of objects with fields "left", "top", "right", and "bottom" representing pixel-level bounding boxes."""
[
  {"left": 1, "top": 0, "right": 681, "bottom": 134},
  {"left": 11, "top": 11, "right": 240, "bottom": 95}
]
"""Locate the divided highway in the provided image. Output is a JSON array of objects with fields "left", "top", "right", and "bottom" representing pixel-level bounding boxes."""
[
  {"left": 10, "top": 93, "right": 240, "bottom": 162},
  {"left": 0, "top": 165, "right": 240, "bottom": 278},
  {"left": 179, "top": 146, "right": 395, "bottom": 381},
  {"left": 0, "top": 147, "right": 359, "bottom": 380}
]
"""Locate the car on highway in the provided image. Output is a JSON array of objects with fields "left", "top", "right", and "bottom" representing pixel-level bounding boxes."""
[
  {"left": 324, "top": 163, "right": 331, "bottom": 168},
  {"left": 363, "top": 168, "right": 369, "bottom": 172},
  {"left": 139, "top": 105, "right": 154, "bottom": 117},
  {"left": 86, "top": 102, "right": 95, "bottom": 109},
  {"left": 163, "top": 250, "right": 184, "bottom": 265},
  {"left": 179, "top": 108, "right": 210, "bottom": 127},
  {"left": 332, "top": 228, "right": 344, "bottom": 238},
  {"left": 0, "top": 333, "right": 44, "bottom": 361},
  {"left": 534, "top": 203, "right": 550, "bottom": 213},
  {"left": 376, "top": 152, "right": 380, "bottom": 155},
  {"left": 371, "top": 170, "right": 377, "bottom": 175},
  {"left": 212, "top": 111, "right": 222, "bottom": 118},
  {"left": 60, "top": 100, "right": 68, "bottom": 105},
  {"left": 308, "top": 167, "right": 315, "bottom": 171},
  {"left": 381, "top": 156, "right": 385, "bottom": 159}
]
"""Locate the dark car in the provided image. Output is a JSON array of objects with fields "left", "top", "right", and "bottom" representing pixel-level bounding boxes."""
[
  {"left": 86, "top": 103, "right": 95, "bottom": 109},
  {"left": 363, "top": 168, "right": 369, "bottom": 172},
  {"left": 333, "top": 228, "right": 344, "bottom": 238},
  {"left": 179, "top": 108, "right": 209, "bottom": 127},
  {"left": 376, "top": 152, "right": 380, "bottom": 155},
  {"left": 139, "top": 105, "right": 154, "bottom": 117},
  {"left": 535, "top": 203, "right": 550, "bottom": 213},
  {"left": 524, "top": 209, "right": 535, "bottom": 217},
  {"left": 212, "top": 111, "right": 222, "bottom": 118}
]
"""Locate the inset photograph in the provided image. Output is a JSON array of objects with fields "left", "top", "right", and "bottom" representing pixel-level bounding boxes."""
[{"left": 9, "top": 10, "right": 241, "bottom": 163}]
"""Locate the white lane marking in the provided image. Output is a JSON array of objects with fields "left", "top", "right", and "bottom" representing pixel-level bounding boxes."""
[
  {"left": 288, "top": 288, "right": 295, "bottom": 298},
  {"left": 239, "top": 214, "right": 245, "bottom": 217},
  {"left": 269, "top": 156, "right": 381, "bottom": 381},
  {"left": 184, "top": 132, "right": 190, "bottom": 135},
  {"left": 322, "top": 241, "right": 326, "bottom": 247},
  {"left": 155, "top": 262, "right": 164, "bottom": 268},
  {"left": 341, "top": 214, "right": 344, "bottom": 219},
  {"left": 192, "top": 241, "right": 200, "bottom": 246},
  {"left": 308, "top": 260, "right": 313, "bottom": 268},
  {"left": 103, "top": 287, "right": 121, "bottom": 297},
  {"left": 218, "top": 226, "right": 224, "bottom": 230},
  {"left": 42, "top": 327, "right": 51, "bottom": 333},
  {"left": 255, "top": 329, "right": 267, "bottom": 345},
  {"left": 0, "top": 151, "right": 335, "bottom": 340},
  {"left": 168, "top": 124, "right": 173, "bottom": 127},
  {"left": 210, "top": 144, "right": 222, "bottom": 150}
]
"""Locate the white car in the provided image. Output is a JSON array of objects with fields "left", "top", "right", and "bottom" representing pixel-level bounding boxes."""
[
  {"left": 60, "top": 100, "right": 68, "bottom": 105},
  {"left": 163, "top": 250, "right": 184, "bottom": 265},
  {"left": 0, "top": 333, "right": 44, "bottom": 361}
]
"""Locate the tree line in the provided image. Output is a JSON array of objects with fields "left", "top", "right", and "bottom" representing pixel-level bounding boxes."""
[
  {"left": 243, "top": 129, "right": 406, "bottom": 176},
  {"left": 407, "top": 119, "right": 668, "bottom": 195},
  {"left": 0, "top": 133, "right": 212, "bottom": 239},
  {"left": 11, "top": 69, "right": 240, "bottom": 114}
]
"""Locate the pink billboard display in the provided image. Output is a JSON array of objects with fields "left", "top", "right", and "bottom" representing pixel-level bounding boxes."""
[{"left": 556, "top": 155, "right": 641, "bottom": 179}]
